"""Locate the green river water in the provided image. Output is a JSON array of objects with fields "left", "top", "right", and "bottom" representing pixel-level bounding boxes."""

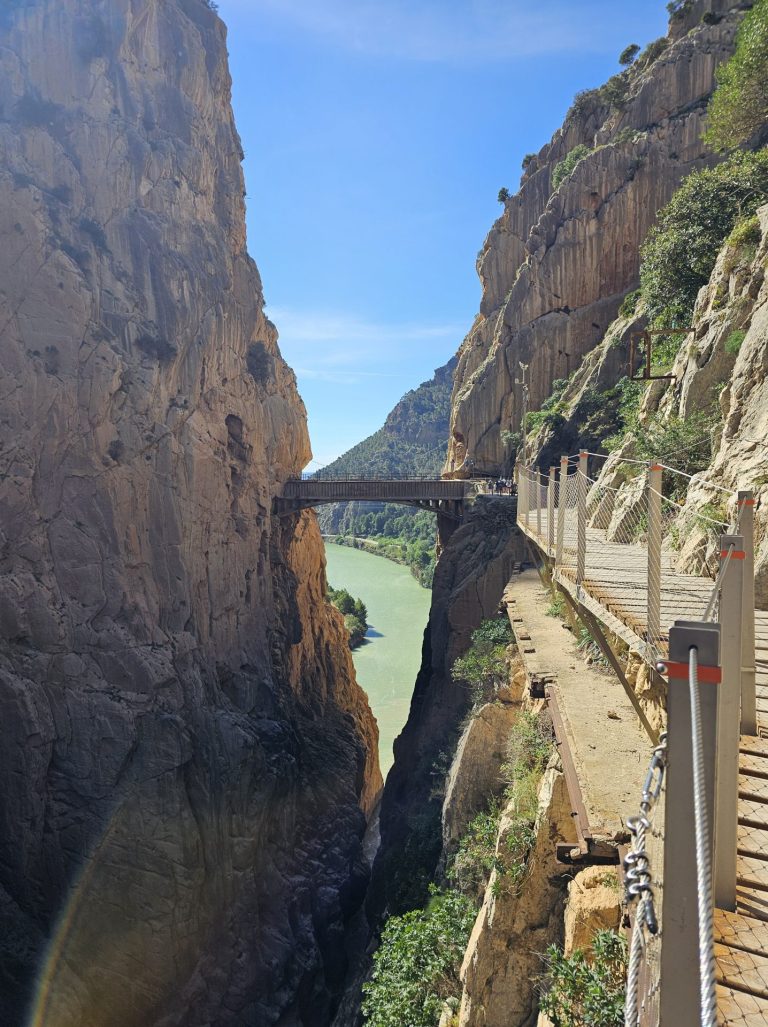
[{"left": 324, "top": 543, "right": 431, "bottom": 775}]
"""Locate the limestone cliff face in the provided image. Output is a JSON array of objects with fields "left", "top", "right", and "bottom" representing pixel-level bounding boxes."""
[
  {"left": 636, "top": 203, "right": 768, "bottom": 600},
  {"left": 0, "top": 1, "right": 380, "bottom": 1024},
  {"left": 446, "top": 0, "right": 746, "bottom": 477}
]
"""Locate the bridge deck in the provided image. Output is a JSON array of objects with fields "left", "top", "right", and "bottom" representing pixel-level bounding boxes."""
[
  {"left": 518, "top": 510, "right": 768, "bottom": 1021},
  {"left": 275, "top": 478, "right": 471, "bottom": 518}
]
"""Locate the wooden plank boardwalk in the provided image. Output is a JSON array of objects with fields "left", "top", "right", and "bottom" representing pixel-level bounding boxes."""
[{"left": 518, "top": 510, "right": 768, "bottom": 1024}]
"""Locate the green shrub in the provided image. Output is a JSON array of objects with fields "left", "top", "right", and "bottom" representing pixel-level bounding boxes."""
[
  {"left": 599, "top": 73, "right": 630, "bottom": 109},
  {"left": 498, "top": 187, "right": 511, "bottom": 203},
  {"left": 728, "top": 214, "right": 762, "bottom": 251},
  {"left": 639, "top": 150, "right": 768, "bottom": 328},
  {"left": 726, "top": 329, "right": 747, "bottom": 355},
  {"left": 539, "top": 930, "right": 627, "bottom": 1027},
  {"left": 619, "top": 288, "right": 641, "bottom": 319},
  {"left": 546, "top": 594, "right": 566, "bottom": 619},
  {"left": 522, "top": 153, "right": 537, "bottom": 170},
  {"left": 567, "top": 88, "right": 602, "bottom": 121},
  {"left": 449, "top": 709, "right": 552, "bottom": 897},
  {"left": 636, "top": 36, "right": 668, "bottom": 70},
  {"left": 630, "top": 409, "right": 719, "bottom": 497},
  {"left": 619, "top": 43, "right": 640, "bottom": 66},
  {"left": 552, "top": 144, "right": 592, "bottom": 190},
  {"left": 362, "top": 887, "right": 475, "bottom": 1027},
  {"left": 328, "top": 585, "right": 369, "bottom": 647},
  {"left": 705, "top": 0, "right": 768, "bottom": 150},
  {"left": 451, "top": 618, "right": 512, "bottom": 707}
]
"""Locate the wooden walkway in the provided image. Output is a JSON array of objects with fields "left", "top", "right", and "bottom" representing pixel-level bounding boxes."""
[{"left": 518, "top": 510, "right": 768, "bottom": 1024}]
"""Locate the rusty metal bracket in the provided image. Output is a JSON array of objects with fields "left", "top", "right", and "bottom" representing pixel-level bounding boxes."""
[
  {"left": 545, "top": 684, "right": 620, "bottom": 866},
  {"left": 628, "top": 328, "right": 693, "bottom": 382}
]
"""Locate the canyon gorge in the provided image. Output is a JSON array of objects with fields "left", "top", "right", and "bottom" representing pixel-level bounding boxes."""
[{"left": 2, "top": 0, "right": 768, "bottom": 1024}]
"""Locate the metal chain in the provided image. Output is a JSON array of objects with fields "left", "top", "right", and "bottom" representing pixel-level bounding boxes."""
[{"left": 624, "top": 734, "right": 667, "bottom": 1027}]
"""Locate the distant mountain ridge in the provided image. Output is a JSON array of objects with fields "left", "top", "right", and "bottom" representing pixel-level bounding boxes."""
[
  {"left": 317, "top": 358, "right": 457, "bottom": 586},
  {"left": 318, "top": 357, "right": 456, "bottom": 479}
]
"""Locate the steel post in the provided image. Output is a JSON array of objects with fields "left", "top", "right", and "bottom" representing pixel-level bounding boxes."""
[
  {"left": 547, "top": 466, "right": 556, "bottom": 555},
  {"left": 660, "top": 620, "right": 720, "bottom": 1027},
  {"left": 536, "top": 470, "right": 542, "bottom": 539},
  {"left": 647, "top": 464, "right": 663, "bottom": 661},
  {"left": 522, "top": 466, "right": 530, "bottom": 527},
  {"left": 556, "top": 456, "right": 567, "bottom": 571},
  {"left": 738, "top": 491, "right": 757, "bottom": 735},
  {"left": 576, "top": 451, "right": 588, "bottom": 586},
  {"left": 715, "top": 533, "right": 744, "bottom": 911}
]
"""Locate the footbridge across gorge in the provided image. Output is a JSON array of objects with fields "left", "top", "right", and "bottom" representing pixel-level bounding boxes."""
[
  {"left": 273, "top": 476, "right": 472, "bottom": 521},
  {"left": 517, "top": 454, "right": 768, "bottom": 1027}
]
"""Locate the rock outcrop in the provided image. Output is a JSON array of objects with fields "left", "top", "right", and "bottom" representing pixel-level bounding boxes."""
[
  {"left": 445, "top": 0, "right": 747, "bottom": 477},
  {"left": 458, "top": 764, "right": 576, "bottom": 1027},
  {"left": 0, "top": 1, "right": 380, "bottom": 1024},
  {"left": 369, "top": 497, "right": 526, "bottom": 917},
  {"left": 634, "top": 203, "right": 768, "bottom": 599}
]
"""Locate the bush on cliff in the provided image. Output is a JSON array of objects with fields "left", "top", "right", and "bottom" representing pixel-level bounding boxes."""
[
  {"left": 705, "top": 0, "right": 768, "bottom": 150},
  {"left": 451, "top": 617, "right": 513, "bottom": 708},
  {"left": 639, "top": 149, "right": 768, "bottom": 328},
  {"left": 552, "top": 144, "right": 592, "bottom": 190},
  {"left": 361, "top": 886, "right": 475, "bottom": 1027},
  {"left": 539, "top": 929, "right": 627, "bottom": 1027}
]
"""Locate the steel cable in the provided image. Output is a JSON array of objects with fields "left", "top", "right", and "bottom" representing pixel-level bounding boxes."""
[{"left": 688, "top": 645, "right": 718, "bottom": 1027}]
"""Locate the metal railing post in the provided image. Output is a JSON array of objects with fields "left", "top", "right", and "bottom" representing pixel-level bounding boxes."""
[
  {"left": 547, "top": 466, "right": 556, "bottom": 556},
  {"left": 715, "top": 533, "right": 744, "bottom": 912},
  {"left": 660, "top": 620, "right": 720, "bottom": 1027},
  {"left": 647, "top": 464, "right": 663, "bottom": 662},
  {"left": 556, "top": 456, "right": 567, "bottom": 572},
  {"left": 536, "top": 469, "right": 542, "bottom": 539},
  {"left": 522, "top": 466, "right": 530, "bottom": 527},
  {"left": 576, "top": 451, "right": 587, "bottom": 587},
  {"left": 738, "top": 491, "right": 757, "bottom": 735}
]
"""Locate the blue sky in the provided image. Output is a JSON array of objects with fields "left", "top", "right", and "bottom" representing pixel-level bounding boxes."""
[{"left": 217, "top": 0, "right": 669, "bottom": 466}]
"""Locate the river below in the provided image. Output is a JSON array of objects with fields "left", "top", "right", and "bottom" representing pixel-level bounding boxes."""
[{"left": 324, "top": 542, "right": 431, "bottom": 776}]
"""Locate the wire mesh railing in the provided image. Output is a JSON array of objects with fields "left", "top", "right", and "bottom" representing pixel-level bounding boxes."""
[
  {"left": 517, "top": 454, "right": 759, "bottom": 1027},
  {"left": 516, "top": 455, "right": 748, "bottom": 666}
]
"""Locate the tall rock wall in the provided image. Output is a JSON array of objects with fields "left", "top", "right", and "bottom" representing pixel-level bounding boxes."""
[
  {"left": 446, "top": 0, "right": 747, "bottom": 477},
  {"left": 0, "top": 1, "right": 380, "bottom": 1024}
]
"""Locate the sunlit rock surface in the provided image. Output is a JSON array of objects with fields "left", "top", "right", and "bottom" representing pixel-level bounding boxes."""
[
  {"left": 0, "top": 1, "right": 380, "bottom": 1023},
  {"left": 445, "top": 0, "right": 746, "bottom": 477}
]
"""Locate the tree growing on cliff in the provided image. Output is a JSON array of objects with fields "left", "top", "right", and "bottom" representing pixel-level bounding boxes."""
[
  {"left": 498, "top": 186, "right": 511, "bottom": 203},
  {"left": 705, "top": 0, "right": 768, "bottom": 150},
  {"left": 619, "top": 43, "right": 640, "bottom": 66}
]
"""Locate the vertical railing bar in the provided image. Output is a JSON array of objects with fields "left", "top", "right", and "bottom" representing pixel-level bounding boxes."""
[
  {"left": 738, "top": 490, "right": 757, "bottom": 735},
  {"left": 548, "top": 466, "right": 556, "bottom": 556},
  {"left": 576, "top": 451, "right": 587, "bottom": 587},
  {"left": 556, "top": 455, "right": 567, "bottom": 572},
  {"left": 536, "top": 469, "right": 542, "bottom": 540},
  {"left": 714, "top": 532, "right": 744, "bottom": 912}
]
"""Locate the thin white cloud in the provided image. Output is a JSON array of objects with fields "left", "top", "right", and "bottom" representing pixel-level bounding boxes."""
[
  {"left": 220, "top": 0, "right": 664, "bottom": 63},
  {"left": 267, "top": 306, "right": 461, "bottom": 346},
  {"left": 267, "top": 306, "right": 460, "bottom": 385}
]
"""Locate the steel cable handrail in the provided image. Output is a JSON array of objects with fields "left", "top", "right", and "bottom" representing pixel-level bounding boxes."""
[{"left": 687, "top": 645, "right": 718, "bottom": 1027}]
